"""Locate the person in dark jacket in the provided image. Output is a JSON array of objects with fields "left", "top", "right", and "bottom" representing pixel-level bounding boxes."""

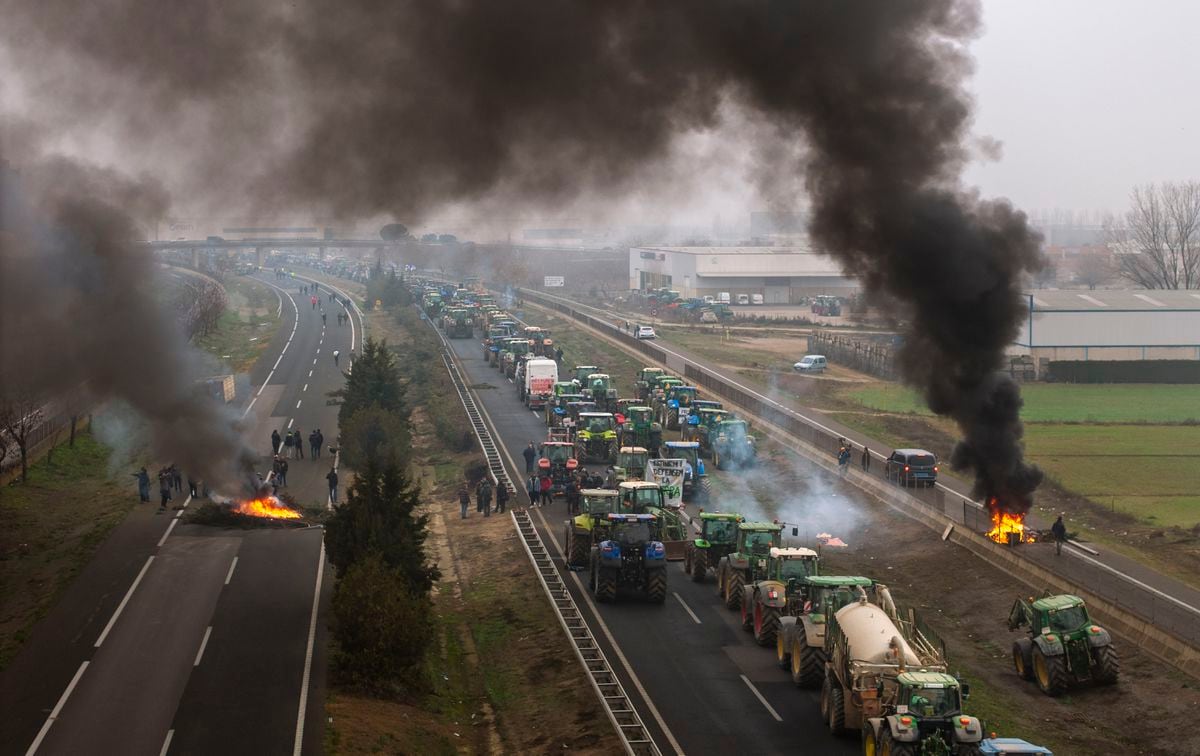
[
  {"left": 458, "top": 482, "right": 471, "bottom": 519},
  {"left": 327, "top": 468, "right": 339, "bottom": 504},
  {"left": 271, "top": 429, "right": 282, "bottom": 455},
  {"left": 861, "top": 446, "right": 871, "bottom": 472},
  {"left": 158, "top": 470, "right": 172, "bottom": 510},
  {"left": 316, "top": 430, "right": 325, "bottom": 458},
  {"left": 1051, "top": 514, "right": 1068, "bottom": 555},
  {"left": 283, "top": 431, "right": 295, "bottom": 459},
  {"left": 294, "top": 428, "right": 304, "bottom": 459},
  {"left": 526, "top": 475, "right": 539, "bottom": 506},
  {"left": 522, "top": 442, "right": 537, "bottom": 474},
  {"left": 133, "top": 467, "right": 151, "bottom": 502},
  {"left": 495, "top": 483, "right": 509, "bottom": 514}
]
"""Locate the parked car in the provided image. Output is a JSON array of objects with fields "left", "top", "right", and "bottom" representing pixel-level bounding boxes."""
[
  {"left": 792, "top": 355, "right": 827, "bottom": 372},
  {"left": 703, "top": 295, "right": 715, "bottom": 304},
  {"left": 736, "top": 294, "right": 750, "bottom": 305},
  {"left": 751, "top": 293, "right": 764, "bottom": 305},
  {"left": 885, "top": 449, "right": 939, "bottom": 487},
  {"left": 635, "top": 325, "right": 657, "bottom": 340},
  {"left": 718, "top": 292, "right": 731, "bottom": 304}
]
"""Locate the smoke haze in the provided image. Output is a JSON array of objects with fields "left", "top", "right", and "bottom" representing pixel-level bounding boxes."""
[{"left": 1, "top": 0, "right": 1042, "bottom": 509}]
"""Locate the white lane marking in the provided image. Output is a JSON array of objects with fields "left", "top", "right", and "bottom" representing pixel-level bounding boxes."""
[
  {"left": 244, "top": 396, "right": 259, "bottom": 415},
  {"left": 673, "top": 592, "right": 702, "bottom": 624},
  {"left": 25, "top": 660, "right": 90, "bottom": 755},
  {"left": 273, "top": 355, "right": 283, "bottom": 370},
  {"left": 160, "top": 729, "right": 174, "bottom": 756},
  {"left": 531, "top": 410, "right": 539, "bottom": 417},
  {"left": 295, "top": 399, "right": 302, "bottom": 409},
  {"left": 157, "top": 518, "right": 179, "bottom": 548},
  {"left": 308, "top": 370, "right": 312, "bottom": 378},
  {"left": 170, "top": 494, "right": 193, "bottom": 521},
  {"left": 244, "top": 276, "right": 300, "bottom": 420},
  {"left": 225, "top": 556, "right": 239, "bottom": 585},
  {"left": 302, "top": 383, "right": 308, "bottom": 392},
  {"left": 94, "top": 556, "right": 155, "bottom": 648},
  {"left": 287, "top": 417, "right": 295, "bottom": 429},
  {"left": 740, "top": 674, "right": 783, "bottom": 722},
  {"left": 292, "top": 540, "right": 326, "bottom": 756},
  {"left": 312, "top": 358, "right": 317, "bottom": 365},
  {"left": 315, "top": 348, "right": 320, "bottom": 355},
  {"left": 193, "top": 626, "right": 213, "bottom": 667}
]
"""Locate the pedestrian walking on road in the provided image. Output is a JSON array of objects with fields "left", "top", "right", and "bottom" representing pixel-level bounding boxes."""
[
  {"left": 526, "top": 475, "right": 539, "bottom": 506},
  {"left": 187, "top": 476, "right": 198, "bottom": 498},
  {"left": 309, "top": 430, "right": 319, "bottom": 459},
  {"left": 539, "top": 474, "right": 553, "bottom": 507},
  {"left": 311, "top": 295, "right": 318, "bottom": 310},
  {"left": 333, "top": 349, "right": 340, "bottom": 366},
  {"left": 295, "top": 428, "right": 305, "bottom": 459},
  {"left": 327, "top": 467, "right": 339, "bottom": 504},
  {"left": 170, "top": 465, "right": 182, "bottom": 493},
  {"left": 158, "top": 470, "right": 172, "bottom": 511},
  {"left": 495, "top": 483, "right": 509, "bottom": 514},
  {"left": 271, "top": 429, "right": 282, "bottom": 455},
  {"left": 554, "top": 346, "right": 564, "bottom": 364},
  {"left": 861, "top": 446, "right": 871, "bottom": 472},
  {"left": 278, "top": 458, "right": 289, "bottom": 487},
  {"left": 284, "top": 431, "right": 295, "bottom": 459},
  {"left": 329, "top": 292, "right": 335, "bottom": 303},
  {"left": 523, "top": 442, "right": 537, "bottom": 474},
  {"left": 133, "top": 467, "right": 151, "bottom": 502},
  {"left": 1051, "top": 514, "right": 1068, "bottom": 555},
  {"left": 316, "top": 430, "right": 325, "bottom": 458},
  {"left": 458, "top": 482, "right": 471, "bottom": 519}
]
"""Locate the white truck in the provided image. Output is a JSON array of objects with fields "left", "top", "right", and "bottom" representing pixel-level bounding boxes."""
[{"left": 522, "top": 358, "right": 559, "bottom": 409}]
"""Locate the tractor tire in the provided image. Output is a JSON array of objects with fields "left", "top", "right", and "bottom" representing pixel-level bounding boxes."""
[
  {"left": 792, "top": 640, "right": 825, "bottom": 689},
  {"left": 567, "top": 529, "right": 590, "bottom": 569},
  {"left": 1012, "top": 638, "right": 1034, "bottom": 681},
  {"left": 691, "top": 549, "right": 709, "bottom": 582},
  {"left": 776, "top": 631, "right": 790, "bottom": 670},
  {"left": 1093, "top": 643, "right": 1120, "bottom": 685},
  {"left": 594, "top": 566, "right": 618, "bottom": 603},
  {"left": 740, "top": 596, "right": 754, "bottom": 632},
  {"left": 646, "top": 569, "right": 667, "bottom": 604},
  {"left": 862, "top": 727, "right": 880, "bottom": 756},
  {"left": 667, "top": 409, "right": 678, "bottom": 429},
  {"left": 697, "top": 476, "right": 712, "bottom": 504},
  {"left": 879, "top": 730, "right": 916, "bottom": 756},
  {"left": 754, "top": 605, "right": 780, "bottom": 647},
  {"left": 1032, "top": 645, "right": 1069, "bottom": 697},
  {"left": 724, "top": 569, "right": 745, "bottom": 610},
  {"left": 827, "top": 679, "right": 847, "bottom": 735}
]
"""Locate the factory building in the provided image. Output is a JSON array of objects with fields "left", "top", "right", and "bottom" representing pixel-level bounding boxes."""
[
  {"left": 628, "top": 245, "right": 856, "bottom": 303},
  {"left": 1014, "top": 290, "right": 1200, "bottom": 361}
]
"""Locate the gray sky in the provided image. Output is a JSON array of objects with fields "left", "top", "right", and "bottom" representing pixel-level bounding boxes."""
[{"left": 966, "top": 0, "right": 1200, "bottom": 217}]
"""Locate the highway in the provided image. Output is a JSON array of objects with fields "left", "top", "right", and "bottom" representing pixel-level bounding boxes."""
[
  {"left": 0, "top": 271, "right": 360, "bottom": 756},
  {"left": 438, "top": 324, "right": 858, "bottom": 755}
]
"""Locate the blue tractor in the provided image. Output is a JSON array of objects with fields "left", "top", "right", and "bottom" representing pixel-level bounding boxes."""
[
  {"left": 660, "top": 440, "right": 710, "bottom": 503},
  {"left": 589, "top": 513, "right": 668, "bottom": 604}
]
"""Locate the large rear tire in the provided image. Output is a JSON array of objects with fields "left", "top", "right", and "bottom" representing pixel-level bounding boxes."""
[
  {"left": 754, "top": 605, "right": 780, "bottom": 647},
  {"left": 776, "top": 631, "right": 790, "bottom": 670},
  {"left": 594, "top": 566, "right": 617, "bottom": 603},
  {"left": 1033, "top": 645, "right": 1069, "bottom": 697},
  {"left": 880, "top": 730, "right": 916, "bottom": 755},
  {"left": 691, "top": 549, "right": 709, "bottom": 582},
  {"left": 667, "top": 409, "right": 678, "bottom": 430},
  {"left": 862, "top": 727, "right": 879, "bottom": 756},
  {"left": 697, "top": 476, "right": 712, "bottom": 504},
  {"left": 740, "top": 595, "right": 754, "bottom": 632},
  {"left": 1094, "top": 644, "right": 1120, "bottom": 685},
  {"left": 646, "top": 569, "right": 667, "bottom": 604},
  {"left": 1012, "top": 638, "right": 1034, "bottom": 681},
  {"left": 827, "top": 680, "right": 846, "bottom": 736},
  {"left": 792, "top": 640, "right": 825, "bottom": 689},
  {"left": 725, "top": 569, "right": 745, "bottom": 610},
  {"left": 567, "top": 528, "right": 590, "bottom": 568}
]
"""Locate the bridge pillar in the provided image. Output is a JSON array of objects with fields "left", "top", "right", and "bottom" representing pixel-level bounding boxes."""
[
  {"left": 255, "top": 246, "right": 265, "bottom": 268},
  {"left": 191, "top": 247, "right": 199, "bottom": 269}
]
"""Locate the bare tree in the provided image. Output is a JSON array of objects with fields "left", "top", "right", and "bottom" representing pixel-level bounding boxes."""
[
  {"left": 1074, "top": 253, "right": 1113, "bottom": 290},
  {"left": 0, "top": 384, "right": 46, "bottom": 483},
  {"left": 1108, "top": 182, "right": 1200, "bottom": 289}
]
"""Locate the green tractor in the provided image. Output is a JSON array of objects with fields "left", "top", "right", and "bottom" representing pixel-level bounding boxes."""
[
  {"left": 776, "top": 575, "right": 873, "bottom": 688},
  {"left": 691, "top": 407, "right": 731, "bottom": 451},
  {"left": 715, "top": 522, "right": 783, "bottom": 610},
  {"left": 445, "top": 308, "right": 473, "bottom": 338},
  {"left": 563, "top": 489, "right": 622, "bottom": 568},
  {"left": 1008, "top": 594, "right": 1119, "bottom": 696},
  {"left": 649, "top": 377, "right": 685, "bottom": 408},
  {"left": 611, "top": 446, "right": 650, "bottom": 485},
  {"left": 861, "top": 671, "right": 983, "bottom": 756},
  {"left": 739, "top": 547, "right": 821, "bottom": 647},
  {"left": 618, "top": 406, "right": 662, "bottom": 452},
  {"left": 545, "top": 389, "right": 585, "bottom": 427},
  {"left": 588, "top": 513, "right": 668, "bottom": 604},
  {"left": 711, "top": 419, "right": 758, "bottom": 470},
  {"left": 657, "top": 385, "right": 698, "bottom": 430},
  {"left": 575, "top": 412, "right": 618, "bottom": 463},
  {"left": 660, "top": 441, "right": 710, "bottom": 502},
  {"left": 617, "top": 481, "right": 688, "bottom": 559},
  {"left": 581, "top": 373, "right": 619, "bottom": 412},
  {"left": 683, "top": 512, "right": 742, "bottom": 582},
  {"left": 501, "top": 339, "right": 531, "bottom": 378},
  {"left": 634, "top": 367, "right": 668, "bottom": 401},
  {"left": 571, "top": 365, "right": 602, "bottom": 389}
]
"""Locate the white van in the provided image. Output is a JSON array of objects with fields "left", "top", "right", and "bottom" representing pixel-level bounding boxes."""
[
  {"left": 736, "top": 294, "right": 750, "bottom": 305},
  {"left": 751, "top": 293, "right": 764, "bottom": 305},
  {"left": 792, "top": 355, "right": 827, "bottom": 372},
  {"left": 703, "top": 295, "right": 715, "bottom": 305},
  {"left": 718, "top": 292, "right": 731, "bottom": 304},
  {"left": 522, "top": 358, "right": 559, "bottom": 408}
]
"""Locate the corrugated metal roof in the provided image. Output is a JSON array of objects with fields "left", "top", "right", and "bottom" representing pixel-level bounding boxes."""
[
  {"left": 1026, "top": 290, "right": 1200, "bottom": 311},
  {"left": 631, "top": 246, "right": 844, "bottom": 277}
]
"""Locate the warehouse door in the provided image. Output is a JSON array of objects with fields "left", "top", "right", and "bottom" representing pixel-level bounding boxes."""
[{"left": 765, "top": 286, "right": 789, "bottom": 304}]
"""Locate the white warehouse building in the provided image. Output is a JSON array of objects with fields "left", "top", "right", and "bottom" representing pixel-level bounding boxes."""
[
  {"left": 1014, "top": 290, "right": 1200, "bottom": 361},
  {"left": 629, "top": 245, "right": 857, "bottom": 303}
]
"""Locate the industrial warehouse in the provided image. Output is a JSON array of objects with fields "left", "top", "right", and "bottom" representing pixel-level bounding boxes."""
[{"left": 629, "top": 244, "right": 857, "bottom": 304}]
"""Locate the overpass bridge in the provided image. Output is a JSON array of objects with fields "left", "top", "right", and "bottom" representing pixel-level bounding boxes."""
[{"left": 146, "top": 238, "right": 406, "bottom": 268}]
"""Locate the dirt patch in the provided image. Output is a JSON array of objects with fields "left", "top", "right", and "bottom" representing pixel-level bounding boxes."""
[{"left": 325, "top": 692, "right": 462, "bottom": 755}]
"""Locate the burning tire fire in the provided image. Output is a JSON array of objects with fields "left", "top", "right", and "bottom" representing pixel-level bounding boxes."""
[
  {"left": 986, "top": 498, "right": 1034, "bottom": 545},
  {"left": 232, "top": 496, "right": 303, "bottom": 520}
]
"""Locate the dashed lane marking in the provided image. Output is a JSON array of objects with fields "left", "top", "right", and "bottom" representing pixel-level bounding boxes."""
[
  {"left": 673, "top": 592, "right": 702, "bottom": 624},
  {"left": 740, "top": 674, "right": 783, "bottom": 722}
]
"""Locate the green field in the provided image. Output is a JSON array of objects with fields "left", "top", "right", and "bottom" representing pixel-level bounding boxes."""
[{"left": 845, "top": 383, "right": 1200, "bottom": 424}]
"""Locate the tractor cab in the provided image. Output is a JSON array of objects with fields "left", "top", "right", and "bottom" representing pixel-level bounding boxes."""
[
  {"left": 698, "top": 512, "right": 741, "bottom": 547},
  {"left": 618, "top": 481, "right": 665, "bottom": 513},
  {"left": 576, "top": 412, "right": 618, "bottom": 463},
  {"left": 661, "top": 441, "right": 707, "bottom": 501},
  {"left": 766, "top": 547, "right": 820, "bottom": 583},
  {"left": 547, "top": 393, "right": 586, "bottom": 427},
  {"left": 653, "top": 377, "right": 685, "bottom": 401},
  {"left": 613, "top": 446, "right": 650, "bottom": 482},
  {"left": 690, "top": 408, "right": 731, "bottom": 444},
  {"left": 635, "top": 367, "right": 668, "bottom": 400},
  {"left": 895, "top": 671, "right": 967, "bottom": 719},
  {"left": 578, "top": 412, "right": 616, "bottom": 435},
  {"left": 799, "top": 575, "right": 873, "bottom": 620},
  {"left": 613, "top": 398, "right": 639, "bottom": 425},
  {"left": 572, "top": 365, "right": 602, "bottom": 387},
  {"left": 538, "top": 441, "right": 579, "bottom": 487},
  {"left": 737, "top": 522, "right": 783, "bottom": 563}
]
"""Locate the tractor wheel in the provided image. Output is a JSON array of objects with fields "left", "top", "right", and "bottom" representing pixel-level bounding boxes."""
[
  {"left": 697, "top": 476, "right": 712, "bottom": 504},
  {"left": 827, "top": 679, "right": 847, "bottom": 735},
  {"left": 724, "top": 569, "right": 745, "bottom": 610},
  {"left": 691, "top": 549, "right": 709, "bottom": 582},
  {"left": 740, "top": 595, "right": 754, "bottom": 631},
  {"left": 1032, "top": 645, "right": 1069, "bottom": 697},
  {"left": 754, "top": 605, "right": 780, "bottom": 647},
  {"left": 879, "top": 730, "right": 917, "bottom": 756},
  {"left": 646, "top": 569, "right": 667, "bottom": 604},
  {"left": 792, "top": 639, "right": 825, "bottom": 688},
  {"left": 594, "top": 566, "right": 618, "bottom": 603},
  {"left": 667, "top": 409, "right": 678, "bottom": 429},
  {"left": 819, "top": 675, "right": 831, "bottom": 722},
  {"left": 567, "top": 530, "right": 590, "bottom": 568},
  {"left": 862, "top": 727, "right": 879, "bottom": 756},
  {"left": 1093, "top": 643, "right": 1120, "bottom": 685},
  {"left": 1012, "top": 638, "right": 1034, "bottom": 681},
  {"left": 776, "top": 631, "right": 790, "bottom": 670}
]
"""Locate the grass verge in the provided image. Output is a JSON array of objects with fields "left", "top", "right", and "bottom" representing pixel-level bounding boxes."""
[{"left": 194, "top": 275, "right": 281, "bottom": 374}]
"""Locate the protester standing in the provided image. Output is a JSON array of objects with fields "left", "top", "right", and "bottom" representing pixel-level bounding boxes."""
[
  {"left": 158, "top": 470, "right": 172, "bottom": 511},
  {"left": 459, "top": 482, "right": 471, "bottom": 519},
  {"left": 316, "top": 429, "right": 325, "bottom": 458},
  {"left": 295, "top": 428, "right": 304, "bottom": 459},
  {"left": 861, "top": 446, "right": 871, "bottom": 472},
  {"left": 327, "top": 467, "right": 339, "bottom": 503},
  {"left": 133, "top": 467, "right": 151, "bottom": 502},
  {"left": 539, "top": 474, "right": 553, "bottom": 507},
  {"left": 495, "top": 483, "right": 509, "bottom": 514},
  {"left": 284, "top": 431, "right": 294, "bottom": 459},
  {"left": 1051, "top": 514, "right": 1068, "bottom": 556},
  {"left": 271, "top": 429, "right": 282, "bottom": 455},
  {"left": 523, "top": 442, "right": 537, "bottom": 474},
  {"left": 526, "top": 475, "right": 539, "bottom": 506}
]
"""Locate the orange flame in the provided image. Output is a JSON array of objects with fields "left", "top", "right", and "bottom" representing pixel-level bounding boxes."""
[
  {"left": 233, "top": 496, "right": 302, "bottom": 520},
  {"left": 985, "top": 499, "right": 1033, "bottom": 544}
]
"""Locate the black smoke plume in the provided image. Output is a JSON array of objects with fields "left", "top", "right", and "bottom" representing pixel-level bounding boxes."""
[{"left": 1, "top": 0, "right": 1043, "bottom": 511}]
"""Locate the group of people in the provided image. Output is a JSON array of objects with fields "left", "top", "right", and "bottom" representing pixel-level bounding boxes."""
[
  {"left": 271, "top": 428, "right": 326, "bottom": 460},
  {"left": 458, "top": 476, "right": 510, "bottom": 518},
  {"left": 836, "top": 437, "right": 870, "bottom": 475},
  {"left": 519, "top": 441, "right": 604, "bottom": 511},
  {"left": 132, "top": 464, "right": 205, "bottom": 511}
]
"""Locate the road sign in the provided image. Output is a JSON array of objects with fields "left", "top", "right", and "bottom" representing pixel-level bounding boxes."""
[{"left": 543, "top": 276, "right": 565, "bottom": 287}]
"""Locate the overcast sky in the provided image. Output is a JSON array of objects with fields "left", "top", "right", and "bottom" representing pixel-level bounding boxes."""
[{"left": 966, "top": 0, "right": 1200, "bottom": 218}]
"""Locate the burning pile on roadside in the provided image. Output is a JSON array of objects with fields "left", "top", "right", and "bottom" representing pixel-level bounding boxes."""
[
  {"left": 985, "top": 497, "right": 1034, "bottom": 545},
  {"left": 232, "top": 496, "right": 303, "bottom": 520}
]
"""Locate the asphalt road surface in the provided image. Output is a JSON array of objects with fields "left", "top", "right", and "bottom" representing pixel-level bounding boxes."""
[
  {"left": 0, "top": 271, "right": 360, "bottom": 756},
  {"left": 440, "top": 325, "right": 858, "bottom": 756}
]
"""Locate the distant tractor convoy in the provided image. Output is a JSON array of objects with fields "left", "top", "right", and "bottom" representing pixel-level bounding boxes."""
[{"left": 413, "top": 277, "right": 1058, "bottom": 753}]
